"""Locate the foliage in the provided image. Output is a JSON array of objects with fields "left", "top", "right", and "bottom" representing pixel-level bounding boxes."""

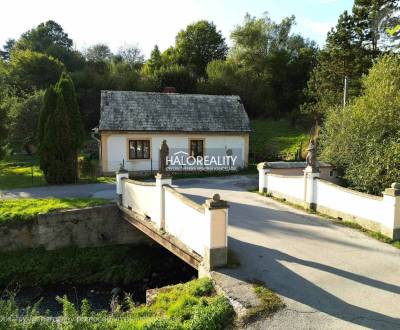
[
  {"left": 0, "top": 278, "right": 234, "bottom": 330},
  {"left": 320, "top": 54, "right": 400, "bottom": 194},
  {"left": 8, "top": 49, "right": 65, "bottom": 93},
  {"left": 202, "top": 13, "right": 318, "bottom": 118},
  {"left": 142, "top": 45, "right": 162, "bottom": 76},
  {"left": 0, "top": 62, "right": 8, "bottom": 158},
  {"left": 0, "top": 38, "right": 16, "bottom": 61},
  {"left": 352, "top": 0, "right": 399, "bottom": 51},
  {"left": 303, "top": 1, "right": 400, "bottom": 121},
  {"left": 156, "top": 64, "right": 197, "bottom": 93},
  {"left": 117, "top": 44, "right": 144, "bottom": 68},
  {"left": 72, "top": 59, "right": 142, "bottom": 130},
  {"left": 175, "top": 20, "right": 228, "bottom": 77},
  {"left": 38, "top": 72, "right": 84, "bottom": 184},
  {"left": 84, "top": 43, "right": 112, "bottom": 62},
  {"left": 12, "top": 20, "right": 84, "bottom": 71},
  {"left": 250, "top": 119, "right": 308, "bottom": 161},
  {"left": 0, "top": 198, "right": 108, "bottom": 224},
  {"left": 5, "top": 91, "right": 44, "bottom": 153},
  {"left": 0, "top": 244, "right": 175, "bottom": 288},
  {"left": 302, "top": 11, "right": 372, "bottom": 121}
]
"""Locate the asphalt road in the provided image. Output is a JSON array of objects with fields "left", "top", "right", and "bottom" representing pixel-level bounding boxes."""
[
  {"left": 173, "top": 175, "right": 400, "bottom": 329},
  {"left": 3, "top": 175, "right": 400, "bottom": 329}
]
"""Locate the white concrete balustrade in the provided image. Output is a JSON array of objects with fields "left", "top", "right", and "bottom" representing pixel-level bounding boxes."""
[
  {"left": 258, "top": 162, "right": 400, "bottom": 240},
  {"left": 117, "top": 174, "right": 228, "bottom": 270},
  {"left": 121, "top": 180, "right": 159, "bottom": 226}
]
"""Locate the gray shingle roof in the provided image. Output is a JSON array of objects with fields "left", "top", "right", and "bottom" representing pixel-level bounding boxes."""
[{"left": 98, "top": 91, "right": 251, "bottom": 133}]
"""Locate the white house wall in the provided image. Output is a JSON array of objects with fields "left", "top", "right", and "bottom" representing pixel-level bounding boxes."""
[{"left": 102, "top": 133, "right": 248, "bottom": 173}]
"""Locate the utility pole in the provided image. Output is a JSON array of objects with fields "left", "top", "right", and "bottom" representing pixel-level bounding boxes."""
[{"left": 343, "top": 75, "right": 348, "bottom": 107}]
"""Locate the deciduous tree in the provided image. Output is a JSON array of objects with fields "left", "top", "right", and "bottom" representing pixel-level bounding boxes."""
[
  {"left": 175, "top": 20, "right": 228, "bottom": 77},
  {"left": 320, "top": 54, "right": 400, "bottom": 194}
]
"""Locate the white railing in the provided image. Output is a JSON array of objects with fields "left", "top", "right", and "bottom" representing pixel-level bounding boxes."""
[
  {"left": 164, "top": 187, "right": 207, "bottom": 256},
  {"left": 117, "top": 173, "right": 229, "bottom": 270},
  {"left": 268, "top": 174, "right": 304, "bottom": 202},
  {"left": 258, "top": 163, "right": 400, "bottom": 239},
  {"left": 121, "top": 179, "right": 158, "bottom": 221}
]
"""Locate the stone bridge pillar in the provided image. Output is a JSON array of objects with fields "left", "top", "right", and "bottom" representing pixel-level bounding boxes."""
[
  {"left": 257, "top": 162, "right": 270, "bottom": 193},
  {"left": 155, "top": 173, "right": 172, "bottom": 230},
  {"left": 304, "top": 165, "right": 319, "bottom": 210},
  {"left": 199, "top": 194, "right": 229, "bottom": 277},
  {"left": 383, "top": 183, "right": 400, "bottom": 240},
  {"left": 116, "top": 165, "right": 129, "bottom": 205}
]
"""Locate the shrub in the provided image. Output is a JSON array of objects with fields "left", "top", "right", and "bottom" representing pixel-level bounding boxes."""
[
  {"left": 320, "top": 55, "right": 400, "bottom": 195},
  {"left": 0, "top": 278, "right": 234, "bottom": 330}
]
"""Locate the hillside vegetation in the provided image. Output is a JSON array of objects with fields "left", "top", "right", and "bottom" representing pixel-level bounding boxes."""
[{"left": 250, "top": 119, "right": 309, "bottom": 162}]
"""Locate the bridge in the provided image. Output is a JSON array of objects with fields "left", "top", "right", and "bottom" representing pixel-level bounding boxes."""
[{"left": 116, "top": 171, "right": 229, "bottom": 274}]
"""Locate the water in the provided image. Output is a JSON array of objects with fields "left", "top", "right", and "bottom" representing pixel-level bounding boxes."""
[{"left": 1, "top": 252, "right": 197, "bottom": 316}]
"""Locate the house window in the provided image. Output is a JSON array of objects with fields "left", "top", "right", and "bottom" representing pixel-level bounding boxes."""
[
  {"left": 190, "top": 140, "right": 204, "bottom": 157},
  {"left": 129, "top": 140, "right": 150, "bottom": 159}
]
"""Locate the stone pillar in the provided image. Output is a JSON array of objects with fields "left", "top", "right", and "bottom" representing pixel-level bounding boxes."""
[
  {"left": 116, "top": 165, "right": 129, "bottom": 205},
  {"left": 303, "top": 165, "right": 319, "bottom": 210},
  {"left": 382, "top": 183, "right": 400, "bottom": 240},
  {"left": 257, "top": 162, "right": 270, "bottom": 193},
  {"left": 199, "top": 194, "right": 229, "bottom": 277},
  {"left": 155, "top": 173, "right": 172, "bottom": 230}
]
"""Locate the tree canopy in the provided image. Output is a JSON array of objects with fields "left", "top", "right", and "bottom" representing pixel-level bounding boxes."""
[
  {"left": 320, "top": 54, "right": 400, "bottom": 194},
  {"left": 203, "top": 13, "right": 317, "bottom": 118},
  {"left": 302, "top": 0, "right": 400, "bottom": 122},
  {"left": 174, "top": 20, "right": 228, "bottom": 77}
]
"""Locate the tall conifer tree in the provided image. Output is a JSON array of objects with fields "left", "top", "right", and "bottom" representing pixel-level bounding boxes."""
[{"left": 38, "top": 72, "right": 83, "bottom": 184}]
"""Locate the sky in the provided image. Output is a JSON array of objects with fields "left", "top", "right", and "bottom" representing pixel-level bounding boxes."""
[{"left": 0, "top": 0, "right": 354, "bottom": 58}]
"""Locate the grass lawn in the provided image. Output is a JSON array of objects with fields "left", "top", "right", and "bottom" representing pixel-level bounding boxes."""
[
  {"left": 250, "top": 119, "right": 309, "bottom": 162},
  {"left": 0, "top": 156, "right": 46, "bottom": 190},
  {"left": 0, "top": 198, "right": 108, "bottom": 224},
  {"left": 0, "top": 155, "right": 114, "bottom": 190}
]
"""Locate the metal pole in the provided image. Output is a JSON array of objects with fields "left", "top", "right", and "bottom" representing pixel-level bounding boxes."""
[{"left": 343, "top": 75, "right": 348, "bottom": 107}]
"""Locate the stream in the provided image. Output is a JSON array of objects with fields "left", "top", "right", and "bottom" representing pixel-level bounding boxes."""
[{"left": 1, "top": 255, "right": 197, "bottom": 316}]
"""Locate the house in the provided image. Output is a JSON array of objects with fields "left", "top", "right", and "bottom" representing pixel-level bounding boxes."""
[{"left": 97, "top": 91, "right": 251, "bottom": 175}]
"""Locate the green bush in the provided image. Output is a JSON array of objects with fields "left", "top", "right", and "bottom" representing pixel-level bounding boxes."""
[
  {"left": 0, "top": 278, "right": 234, "bottom": 330},
  {"left": 320, "top": 54, "right": 400, "bottom": 194}
]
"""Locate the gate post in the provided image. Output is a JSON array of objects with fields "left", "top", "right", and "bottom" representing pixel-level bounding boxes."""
[
  {"left": 257, "top": 162, "right": 270, "bottom": 193},
  {"left": 155, "top": 173, "right": 172, "bottom": 230},
  {"left": 383, "top": 183, "right": 400, "bottom": 239},
  {"left": 116, "top": 165, "right": 129, "bottom": 205},
  {"left": 199, "top": 194, "right": 229, "bottom": 277},
  {"left": 303, "top": 165, "right": 319, "bottom": 210}
]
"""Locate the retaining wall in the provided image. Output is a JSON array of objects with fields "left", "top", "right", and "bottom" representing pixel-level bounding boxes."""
[{"left": 0, "top": 204, "right": 149, "bottom": 251}]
